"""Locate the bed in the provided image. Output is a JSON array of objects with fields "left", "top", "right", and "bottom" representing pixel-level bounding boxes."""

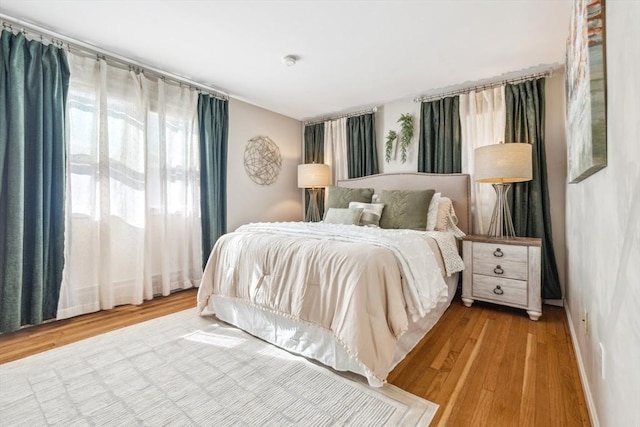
[{"left": 197, "top": 173, "right": 471, "bottom": 386}]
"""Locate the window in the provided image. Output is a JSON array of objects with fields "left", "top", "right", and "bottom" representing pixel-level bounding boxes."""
[{"left": 57, "top": 54, "right": 202, "bottom": 319}]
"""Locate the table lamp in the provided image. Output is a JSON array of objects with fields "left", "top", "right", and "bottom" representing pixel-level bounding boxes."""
[
  {"left": 298, "top": 163, "right": 331, "bottom": 222},
  {"left": 474, "top": 143, "right": 532, "bottom": 238}
]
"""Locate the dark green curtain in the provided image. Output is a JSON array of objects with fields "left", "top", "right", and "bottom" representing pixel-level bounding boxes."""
[
  {"left": 418, "top": 96, "right": 462, "bottom": 173},
  {"left": 346, "top": 113, "right": 379, "bottom": 178},
  {"left": 0, "top": 31, "right": 70, "bottom": 333},
  {"left": 198, "top": 94, "right": 228, "bottom": 269},
  {"left": 303, "top": 123, "right": 325, "bottom": 217},
  {"left": 505, "top": 78, "right": 561, "bottom": 299}
]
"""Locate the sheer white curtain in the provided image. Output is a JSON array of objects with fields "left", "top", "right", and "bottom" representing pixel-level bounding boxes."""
[
  {"left": 459, "top": 86, "right": 506, "bottom": 235},
  {"left": 57, "top": 54, "right": 202, "bottom": 319},
  {"left": 324, "top": 117, "right": 348, "bottom": 184}
]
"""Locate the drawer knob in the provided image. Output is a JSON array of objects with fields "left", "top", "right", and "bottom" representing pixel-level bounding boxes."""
[
  {"left": 493, "top": 285, "right": 504, "bottom": 295},
  {"left": 493, "top": 248, "right": 504, "bottom": 257},
  {"left": 494, "top": 265, "right": 504, "bottom": 275}
]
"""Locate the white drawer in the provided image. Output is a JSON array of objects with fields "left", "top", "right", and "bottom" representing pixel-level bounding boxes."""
[
  {"left": 473, "top": 242, "right": 527, "bottom": 264},
  {"left": 472, "top": 274, "right": 528, "bottom": 307},
  {"left": 473, "top": 258, "right": 528, "bottom": 280}
]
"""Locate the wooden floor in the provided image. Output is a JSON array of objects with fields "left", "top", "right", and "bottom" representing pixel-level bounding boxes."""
[
  {"left": 0, "top": 289, "right": 590, "bottom": 426},
  {"left": 389, "top": 297, "right": 591, "bottom": 426},
  {"left": 0, "top": 290, "right": 196, "bottom": 364}
]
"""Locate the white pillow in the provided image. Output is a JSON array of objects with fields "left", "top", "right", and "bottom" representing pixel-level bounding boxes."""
[
  {"left": 426, "top": 192, "right": 441, "bottom": 231},
  {"left": 349, "top": 202, "right": 384, "bottom": 227}
]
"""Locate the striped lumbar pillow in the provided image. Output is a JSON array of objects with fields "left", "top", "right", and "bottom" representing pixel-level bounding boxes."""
[{"left": 349, "top": 202, "right": 385, "bottom": 227}]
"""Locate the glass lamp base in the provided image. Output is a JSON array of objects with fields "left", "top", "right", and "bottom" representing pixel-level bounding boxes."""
[
  {"left": 305, "top": 188, "right": 322, "bottom": 222},
  {"left": 487, "top": 183, "right": 516, "bottom": 238}
]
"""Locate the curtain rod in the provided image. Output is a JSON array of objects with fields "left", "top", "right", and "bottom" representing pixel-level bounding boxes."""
[
  {"left": 413, "top": 69, "right": 554, "bottom": 103},
  {"left": 0, "top": 14, "right": 229, "bottom": 101},
  {"left": 304, "top": 106, "right": 379, "bottom": 126}
]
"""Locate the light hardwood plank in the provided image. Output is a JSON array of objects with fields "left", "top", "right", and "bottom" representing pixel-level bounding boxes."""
[
  {"left": 469, "top": 387, "right": 494, "bottom": 427},
  {"left": 519, "top": 333, "right": 537, "bottom": 427},
  {"left": 446, "top": 318, "right": 498, "bottom": 426},
  {"left": 435, "top": 320, "right": 488, "bottom": 426}
]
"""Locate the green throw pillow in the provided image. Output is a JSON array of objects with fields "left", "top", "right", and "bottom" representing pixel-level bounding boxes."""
[
  {"left": 325, "top": 186, "right": 374, "bottom": 209},
  {"left": 378, "top": 189, "right": 435, "bottom": 230}
]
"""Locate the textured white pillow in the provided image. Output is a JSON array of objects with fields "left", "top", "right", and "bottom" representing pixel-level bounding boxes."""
[
  {"left": 434, "top": 197, "right": 465, "bottom": 237},
  {"left": 426, "top": 192, "right": 442, "bottom": 231},
  {"left": 348, "top": 202, "right": 384, "bottom": 227},
  {"left": 435, "top": 197, "right": 455, "bottom": 230}
]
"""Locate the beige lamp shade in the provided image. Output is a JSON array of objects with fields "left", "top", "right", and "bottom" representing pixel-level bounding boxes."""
[
  {"left": 297, "top": 163, "right": 331, "bottom": 188},
  {"left": 474, "top": 143, "right": 533, "bottom": 183}
]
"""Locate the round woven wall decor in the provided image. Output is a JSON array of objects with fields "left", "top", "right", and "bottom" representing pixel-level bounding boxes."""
[{"left": 243, "top": 135, "right": 282, "bottom": 185}]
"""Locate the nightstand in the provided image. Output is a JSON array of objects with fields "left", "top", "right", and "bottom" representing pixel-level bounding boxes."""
[{"left": 461, "top": 235, "right": 542, "bottom": 321}]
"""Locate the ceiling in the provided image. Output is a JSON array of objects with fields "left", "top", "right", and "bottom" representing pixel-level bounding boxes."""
[{"left": 0, "top": 0, "right": 571, "bottom": 120}]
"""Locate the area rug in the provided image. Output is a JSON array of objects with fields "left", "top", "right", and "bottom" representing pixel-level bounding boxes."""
[{"left": 0, "top": 309, "right": 438, "bottom": 426}]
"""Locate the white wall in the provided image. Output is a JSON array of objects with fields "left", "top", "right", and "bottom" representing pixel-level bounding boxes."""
[
  {"left": 564, "top": 1, "right": 640, "bottom": 426},
  {"left": 375, "top": 74, "right": 568, "bottom": 299},
  {"left": 227, "top": 98, "right": 302, "bottom": 232}
]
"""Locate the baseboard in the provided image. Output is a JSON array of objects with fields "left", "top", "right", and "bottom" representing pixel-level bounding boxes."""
[{"left": 564, "top": 302, "right": 599, "bottom": 427}]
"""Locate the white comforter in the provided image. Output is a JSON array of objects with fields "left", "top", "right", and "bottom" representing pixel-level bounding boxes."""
[{"left": 198, "top": 222, "right": 463, "bottom": 383}]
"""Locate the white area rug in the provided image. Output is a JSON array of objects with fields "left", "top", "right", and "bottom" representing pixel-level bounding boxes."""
[{"left": 0, "top": 309, "right": 438, "bottom": 426}]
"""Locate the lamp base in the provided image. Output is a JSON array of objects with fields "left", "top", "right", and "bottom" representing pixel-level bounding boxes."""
[
  {"left": 305, "top": 188, "right": 322, "bottom": 222},
  {"left": 487, "top": 183, "right": 516, "bottom": 239}
]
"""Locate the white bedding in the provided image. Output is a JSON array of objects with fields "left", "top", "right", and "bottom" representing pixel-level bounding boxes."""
[{"left": 197, "top": 222, "right": 464, "bottom": 386}]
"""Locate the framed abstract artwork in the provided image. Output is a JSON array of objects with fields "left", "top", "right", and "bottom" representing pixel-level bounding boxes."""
[{"left": 565, "top": 0, "right": 607, "bottom": 183}]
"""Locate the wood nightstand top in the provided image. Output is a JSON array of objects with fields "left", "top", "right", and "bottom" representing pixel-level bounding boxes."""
[{"left": 461, "top": 234, "right": 541, "bottom": 247}]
